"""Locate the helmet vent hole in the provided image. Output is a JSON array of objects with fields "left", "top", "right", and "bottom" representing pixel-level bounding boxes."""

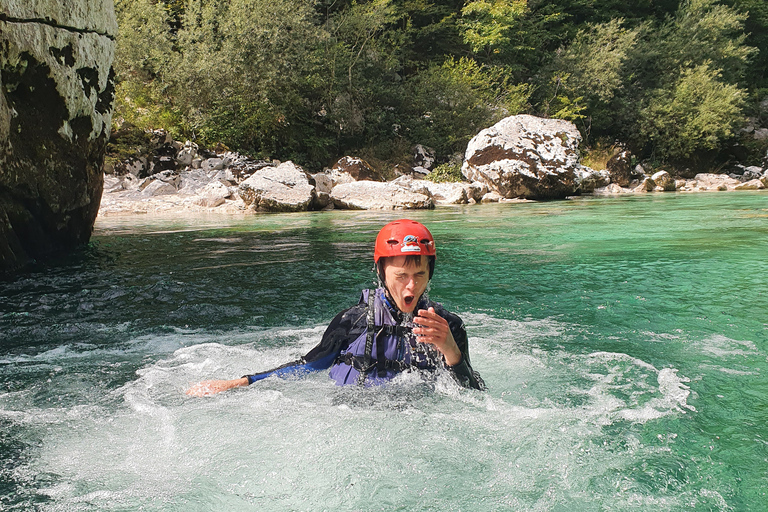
[{"left": 387, "top": 239, "right": 399, "bottom": 245}]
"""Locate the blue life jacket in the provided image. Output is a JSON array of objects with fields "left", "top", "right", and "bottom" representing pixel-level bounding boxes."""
[{"left": 328, "top": 289, "right": 441, "bottom": 386}]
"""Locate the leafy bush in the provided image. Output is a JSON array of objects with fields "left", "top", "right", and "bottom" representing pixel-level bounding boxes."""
[
  {"left": 426, "top": 163, "right": 464, "bottom": 183},
  {"left": 406, "top": 57, "right": 529, "bottom": 157},
  {"left": 580, "top": 140, "right": 623, "bottom": 171},
  {"left": 638, "top": 64, "right": 746, "bottom": 160}
]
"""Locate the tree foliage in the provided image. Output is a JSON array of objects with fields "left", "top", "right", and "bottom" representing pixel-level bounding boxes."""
[{"left": 113, "top": 0, "right": 764, "bottom": 170}]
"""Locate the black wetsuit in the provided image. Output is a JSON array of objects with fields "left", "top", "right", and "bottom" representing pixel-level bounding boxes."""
[{"left": 243, "top": 289, "right": 485, "bottom": 390}]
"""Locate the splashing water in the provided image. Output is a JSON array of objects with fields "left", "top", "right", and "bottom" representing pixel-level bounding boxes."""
[{"left": 1, "top": 194, "right": 767, "bottom": 510}]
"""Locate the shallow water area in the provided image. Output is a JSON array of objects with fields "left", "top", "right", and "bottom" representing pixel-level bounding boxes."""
[{"left": 2, "top": 193, "right": 767, "bottom": 510}]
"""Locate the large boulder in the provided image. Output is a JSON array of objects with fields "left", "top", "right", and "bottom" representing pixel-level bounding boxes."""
[
  {"left": 238, "top": 161, "right": 316, "bottom": 212},
  {"left": 605, "top": 150, "right": 642, "bottom": 187},
  {"left": 331, "top": 156, "right": 382, "bottom": 181},
  {"left": 652, "top": 170, "right": 676, "bottom": 191},
  {"left": 734, "top": 179, "right": 765, "bottom": 191},
  {"left": 423, "top": 181, "right": 470, "bottom": 205},
  {"left": 691, "top": 173, "right": 741, "bottom": 191},
  {"left": 1, "top": 0, "right": 116, "bottom": 271},
  {"left": 462, "top": 114, "right": 582, "bottom": 200},
  {"left": 330, "top": 181, "right": 434, "bottom": 210},
  {"left": 574, "top": 167, "right": 611, "bottom": 193}
]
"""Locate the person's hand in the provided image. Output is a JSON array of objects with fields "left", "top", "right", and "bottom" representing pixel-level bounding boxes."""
[
  {"left": 185, "top": 378, "right": 248, "bottom": 397},
  {"left": 413, "top": 307, "right": 462, "bottom": 366}
]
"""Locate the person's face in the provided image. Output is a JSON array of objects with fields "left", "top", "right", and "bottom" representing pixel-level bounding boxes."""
[{"left": 382, "top": 256, "right": 430, "bottom": 313}]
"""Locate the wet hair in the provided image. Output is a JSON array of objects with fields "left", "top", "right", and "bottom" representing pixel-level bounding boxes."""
[{"left": 376, "top": 255, "right": 435, "bottom": 281}]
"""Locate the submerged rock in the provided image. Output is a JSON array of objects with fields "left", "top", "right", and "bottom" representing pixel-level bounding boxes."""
[
  {"left": 462, "top": 114, "right": 582, "bottom": 200},
  {"left": 1, "top": 0, "right": 116, "bottom": 271}
]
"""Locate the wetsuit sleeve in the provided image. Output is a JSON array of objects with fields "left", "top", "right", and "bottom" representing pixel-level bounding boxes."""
[
  {"left": 442, "top": 310, "right": 486, "bottom": 391},
  {"left": 242, "top": 304, "right": 367, "bottom": 384}
]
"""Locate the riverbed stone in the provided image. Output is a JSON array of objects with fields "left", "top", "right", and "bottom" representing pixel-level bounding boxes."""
[
  {"left": 480, "top": 191, "right": 503, "bottom": 203},
  {"left": 141, "top": 179, "right": 177, "bottom": 196},
  {"left": 652, "top": 170, "right": 675, "bottom": 191},
  {"left": 692, "top": 173, "right": 741, "bottom": 191},
  {"left": 734, "top": 179, "right": 765, "bottom": 190},
  {"left": 575, "top": 167, "right": 611, "bottom": 193},
  {"left": 1, "top": 0, "right": 116, "bottom": 271},
  {"left": 633, "top": 176, "right": 656, "bottom": 193},
  {"left": 742, "top": 166, "right": 764, "bottom": 181},
  {"left": 332, "top": 156, "right": 382, "bottom": 181},
  {"left": 462, "top": 114, "right": 582, "bottom": 200},
  {"left": 593, "top": 183, "right": 627, "bottom": 195},
  {"left": 238, "top": 161, "right": 316, "bottom": 212},
  {"left": 201, "top": 158, "right": 226, "bottom": 172},
  {"left": 176, "top": 141, "right": 198, "bottom": 166},
  {"left": 413, "top": 144, "right": 436, "bottom": 170},
  {"left": 426, "top": 182, "right": 470, "bottom": 204},
  {"left": 605, "top": 151, "right": 644, "bottom": 187},
  {"left": 330, "top": 181, "right": 434, "bottom": 210},
  {"left": 194, "top": 181, "right": 231, "bottom": 207}
]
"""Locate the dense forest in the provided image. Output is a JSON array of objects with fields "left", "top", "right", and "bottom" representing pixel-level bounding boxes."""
[{"left": 113, "top": 0, "right": 768, "bottom": 172}]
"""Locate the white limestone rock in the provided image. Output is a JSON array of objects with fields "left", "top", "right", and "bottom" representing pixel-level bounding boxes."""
[
  {"left": 734, "top": 179, "right": 765, "bottom": 191},
  {"left": 330, "top": 181, "right": 434, "bottom": 210},
  {"left": 1, "top": 0, "right": 117, "bottom": 269},
  {"left": 692, "top": 174, "right": 741, "bottom": 191},
  {"left": 651, "top": 170, "right": 675, "bottom": 191},
  {"left": 462, "top": 114, "right": 582, "bottom": 200},
  {"left": 575, "top": 167, "right": 611, "bottom": 193},
  {"left": 423, "top": 181, "right": 471, "bottom": 204},
  {"left": 194, "top": 181, "right": 231, "bottom": 207},
  {"left": 238, "top": 161, "right": 316, "bottom": 212},
  {"left": 593, "top": 183, "right": 628, "bottom": 195}
]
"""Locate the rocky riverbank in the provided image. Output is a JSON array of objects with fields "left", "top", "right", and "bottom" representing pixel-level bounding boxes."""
[{"left": 99, "top": 115, "right": 768, "bottom": 216}]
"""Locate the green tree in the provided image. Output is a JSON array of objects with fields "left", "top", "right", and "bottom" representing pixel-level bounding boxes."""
[
  {"left": 639, "top": 63, "right": 747, "bottom": 160},
  {"left": 537, "top": 0, "right": 753, "bottom": 163},
  {"left": 113, "top": 0, "right": 181, "bottom": 131},
  {"left": 539, "top": 19, "right": 639, "bottom": 132},
  {"left": 459, "top": 0, "right": 527, "bottom": 59},
  {"left": 405, "top": 57, "right": 529, "bottom": 156}
]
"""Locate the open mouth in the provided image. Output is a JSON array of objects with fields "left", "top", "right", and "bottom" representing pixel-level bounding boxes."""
[{"left": 404, "top": 295, "right": 415, "bottom": 307}]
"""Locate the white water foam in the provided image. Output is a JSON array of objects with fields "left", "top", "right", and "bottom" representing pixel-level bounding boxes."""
[{"left": 3, "top": 316, "right": 715, "bottom": 511}]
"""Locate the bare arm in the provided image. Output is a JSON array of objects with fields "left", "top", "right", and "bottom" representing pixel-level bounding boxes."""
[{"left": 185, "top": 377, "right": 249, "bottom": 397}]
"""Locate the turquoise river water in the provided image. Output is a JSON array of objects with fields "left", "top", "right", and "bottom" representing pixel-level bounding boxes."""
[{"left": 1, "top": 192, "right": 767, "bottom": 511}]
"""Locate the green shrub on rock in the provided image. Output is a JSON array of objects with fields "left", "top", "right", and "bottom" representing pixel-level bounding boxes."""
[{"left": 426, "top": 163, "right": 464, "bottom": 183}]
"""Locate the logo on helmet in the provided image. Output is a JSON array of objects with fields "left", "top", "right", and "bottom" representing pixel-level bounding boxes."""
[{"left": 401, "top": 234, "right": 421, "bottom": 253}]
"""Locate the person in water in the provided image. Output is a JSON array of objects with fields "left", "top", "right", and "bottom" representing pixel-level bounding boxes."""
[{"left": 186, "top": 219, "right": 484, "bottom": 396}]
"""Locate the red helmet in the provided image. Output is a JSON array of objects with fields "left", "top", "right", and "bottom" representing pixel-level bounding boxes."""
[{"left": 374, "top": 219, "right": 436, "bottom": 263}]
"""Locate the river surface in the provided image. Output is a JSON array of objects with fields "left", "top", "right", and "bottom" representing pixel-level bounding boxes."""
[{"left": 1, "top": 192, "right": 767, "bottom": 511}]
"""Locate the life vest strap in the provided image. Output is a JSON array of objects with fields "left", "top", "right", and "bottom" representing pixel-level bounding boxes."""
[
  {"left": 353, "top": 289, "right": 416, "bottom": 383},
  {"left": 358, "top": 290, "right": 377, "bottom": 385},
  {"left": 341, "top": 352, "right": 411, "bottom": 373}
]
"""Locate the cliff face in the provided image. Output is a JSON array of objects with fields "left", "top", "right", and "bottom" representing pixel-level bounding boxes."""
[{"left": 0, "top": 0, "right": 116, "bottom": 271}]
